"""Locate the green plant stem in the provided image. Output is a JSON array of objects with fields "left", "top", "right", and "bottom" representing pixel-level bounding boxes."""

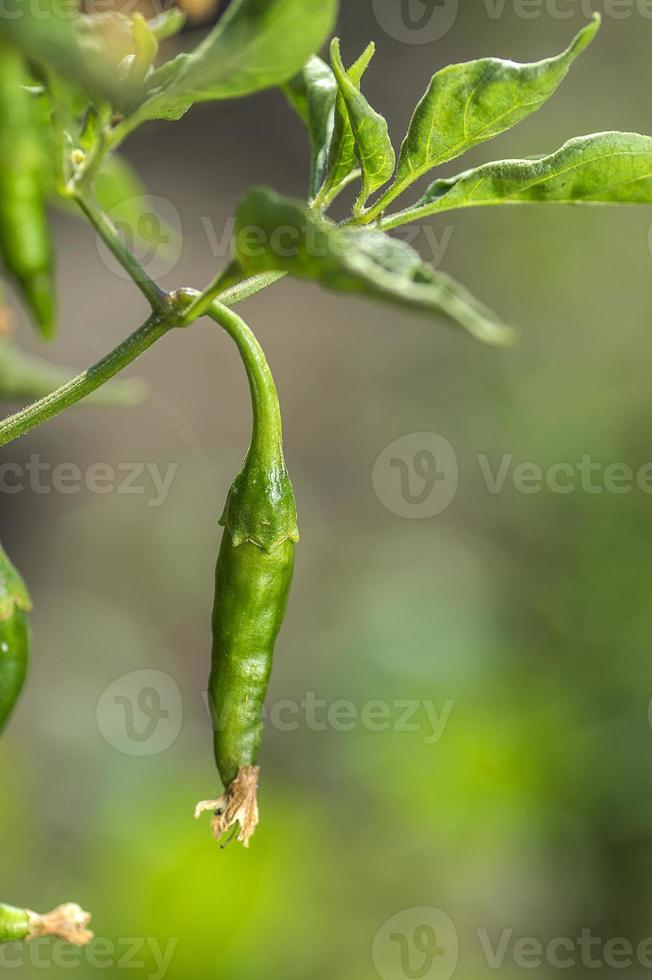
[
  {"left": 184, "top": 271, "right": 287, "bottom": 322},
  {"left": 73, "top": 192, "right": 166, "bottom": 313},
  {"left": 207, "top": 300, "right": 283, "bottom": 469},
  {"left": 356, "top": 180, "right": 413, "bottom": 226},
  {"left": 0, "top": 314, "right": 169, "bottom": 447},
  {"left": 376, "top": 206, "right": 429, "bottom": 232}
]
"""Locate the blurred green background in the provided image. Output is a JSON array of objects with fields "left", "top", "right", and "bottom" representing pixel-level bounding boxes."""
[{"left": 4, "top": 1, "right": 652, "bottom": 977}]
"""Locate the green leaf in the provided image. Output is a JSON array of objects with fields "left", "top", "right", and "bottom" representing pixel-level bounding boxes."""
[
  {"left": 389, "top": 14, "right": 600, "bottom": 200},
  {"left": 387, "top": 132, "right": 652, "bottom": 226},
  {"left": 284, "top": 57, "right": 338, "bottom": 201},
  {"left": 132, "top": 0, "right": 338, "bottom": 124},
  {"left": 316, "top": 42, "right": 375, "bottom": 206},
  {"left": 233, "top": 188, "right": 514, "bottom": 345},
  {"left": 148, "top": 9, "right": 186, "bottom": 41},
  {"left": 330, "top": 38, "right": 395, "bottom": 211}
]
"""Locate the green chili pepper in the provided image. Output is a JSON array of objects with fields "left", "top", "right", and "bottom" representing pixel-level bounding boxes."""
[
  {"left": 0, "top": 542, "right": 31, "bottom": 735},
  {"left": 0, "top": 39, "right": 55, "bottom": 339},
  {"left": 195, "top": 303, "right": 299, "bottom": 847},
  {"left": 0, "top": 903, "right": 92, "bottom": 945}
]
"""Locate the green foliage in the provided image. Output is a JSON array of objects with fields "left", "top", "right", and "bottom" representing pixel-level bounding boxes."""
[
  {"left": 129, "top": 0, "right": 338, "bottom": 123},
  {"left": 389, "top": 14, "right": 600, "bottom": 201},
  {"left": 403, "top": 133, "right": 652, "bottom": 221},
  {"left": 233, "top": 188, "right": 514, "bottom": 345},
  {"left": 2, "top": 0, "right": 652, "bottom": 880},
  {"left": 329, "top": 38, "right": 395, "bottom": 211},
  {"left": 315, "top": 42, "right": 375, "bottom": 206},
  {"left": 283, "top": 57, "right": 337, "bottom": 200}
]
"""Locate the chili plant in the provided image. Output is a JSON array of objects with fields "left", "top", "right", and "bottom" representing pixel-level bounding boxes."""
[{"left": 1, "top": 0, "right": 652, "bottom": 945}]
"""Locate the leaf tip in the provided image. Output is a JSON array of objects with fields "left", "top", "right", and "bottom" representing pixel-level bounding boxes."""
[
  {"left": 573, "top": 10, "right": 601, "bottom": 53},
  {"left": 490, "top": 323, "right": 519, "bottom": 349}
]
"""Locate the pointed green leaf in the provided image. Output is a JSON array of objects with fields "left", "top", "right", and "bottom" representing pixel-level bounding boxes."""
[
  {"left": 390, "top": 14, "right": 600, "bottom": 199},
  {"left": 284, "top": 57, "right": 338, "bottom": 200},
  {"left": 386, "top": 132, "right": 652, "bottom": 227},
  {"left": 329, "top": 38, "right": 395, "bottom": 210},
  {"left": 233, "top": 188, "right": 513, "bottom": 345},
  {"left": 317, "top": 41, "right": 375, "bottom": 205},
  {"left": 131, "top": 0, "right": 337, "bottom": 124}
]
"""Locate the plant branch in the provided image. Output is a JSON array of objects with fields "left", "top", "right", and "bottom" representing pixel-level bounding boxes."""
[
  {"left": 183, "top": 271, "right": 287, "bottom": 323},
  {"left": 0, "top": 267, "right": 290, "bottom": 448},
  {"left": 0, "top": 314, "right": 170, "bottom": 447},
  {"left": 73, "top": 192, "right": 167, "bottom": 313}
]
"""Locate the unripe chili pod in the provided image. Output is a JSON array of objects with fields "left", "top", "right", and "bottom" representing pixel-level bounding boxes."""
[
  {"left": 0, "top": 542, "right": 31, "bottom": 735},
  {"left": 0, "top": 40, "right": 55, "bottom": 339},
  {"left": 196, "top": 448, "right": 299, "bottom": 848}
]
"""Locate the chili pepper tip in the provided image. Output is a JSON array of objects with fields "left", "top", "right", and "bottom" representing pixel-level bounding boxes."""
[
  {"left": 194, "top": 766, "right": 260, "bottom": 848},
  {"left": 22, "top": 272, "right": 56, "bottom": 341},
  {"left": 26, "top": 904, "right": 93, "bottom": 945}
]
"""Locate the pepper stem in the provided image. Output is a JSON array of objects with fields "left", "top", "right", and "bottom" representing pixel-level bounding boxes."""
[{"left": 207, "top": 302, "right": 284, "bottom": 474}]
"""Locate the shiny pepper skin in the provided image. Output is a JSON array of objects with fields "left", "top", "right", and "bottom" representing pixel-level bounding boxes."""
[
  {"left": 0, "top": 542, "right": 31, "bottom": 734},
  {"left": 210, "top": 530, "right": 295, "bottom": 788},
  {"left": 0, "top": 40, "right": 55, "bottom": 339},
  {"left": 196, "top": 450, "right": 299, "bottom": 846}
]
